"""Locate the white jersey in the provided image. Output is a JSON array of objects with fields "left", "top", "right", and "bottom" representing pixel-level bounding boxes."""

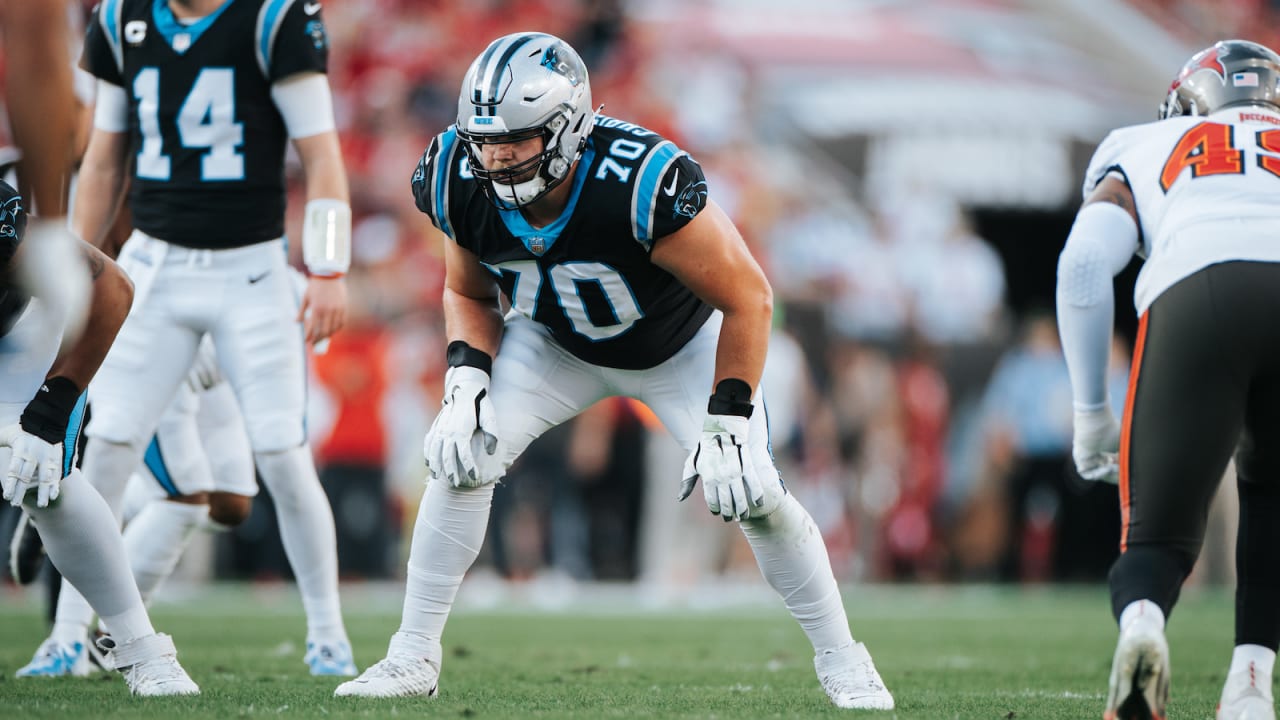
[{"left": 1084, "top": 107, "right": 1280, "bottom": 313}]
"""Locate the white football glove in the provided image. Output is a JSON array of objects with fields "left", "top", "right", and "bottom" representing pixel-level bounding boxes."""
[
  {"left": 424, "top": 365, "right": 502, "bottom": 487},
  {"left": 0, "top": 424, "right": 64, "bottom": 507},
  {"left": 0, "top": 377, "right": 84, "bottom": 507},
  {"left": 185, "top": 336, "right": 223, "bottom": 392},
  {"left": 1073, "top": 406, "right": 1121, "bottom": 484},
  {"left": 679, "top": 414, "right": 767, "bottom": 521}
]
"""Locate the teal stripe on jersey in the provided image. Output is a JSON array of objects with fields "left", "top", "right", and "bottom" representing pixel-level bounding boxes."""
[
  {"left": 61, "top": 392, "right": 87, "bottom": 478},
  {"left": 435, "top": 129, "right": 459, "bottom": 239},
  {"left": 631, "top": 141, "right": 679, "bottom": 247},
  {"left": 101, "top": 0, "right": 124, "bottom": 71},
  {"left": 256, "top": 0, "right": 297, "bottom": 77},
  {"left": 143, "top": 436, "right": 181, "bottom": 497},
  {"left": 497, "top": 144, "right": 596, "bottom": 254}
]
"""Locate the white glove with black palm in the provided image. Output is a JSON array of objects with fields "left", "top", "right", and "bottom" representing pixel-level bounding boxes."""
[
  {"left": 678, "top": 379, "right": 779, "bottom": 521},
  {"left": 424, "top": 344, "right": 502, "bottom": 487},
  {"left": 1073, "top": 406, "right": 1121, "bottom": 484},
  {"left": 0, "top": 377, "right": 84, "bottom": 507},
  {"left": 679, "top": 413, "right": 766, "bottom": 521}
]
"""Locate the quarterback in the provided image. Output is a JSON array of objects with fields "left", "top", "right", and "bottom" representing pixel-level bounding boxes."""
[{"left": 18, "top": 0, "right": 356, "bottom": 678}]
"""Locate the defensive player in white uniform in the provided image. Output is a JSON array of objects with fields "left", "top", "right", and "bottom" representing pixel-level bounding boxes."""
[
  {"left": 0, "top": 180, "right": 199, "bottom": 694},
  {"left": 19, "top": 0, "right": 357, "bottom": 677},
  {"left": 1058, "top": 39, "right": 1280, "bottom": 720},
  {"left": 334, "top": 32, "right": 894, "bottom": 710}
]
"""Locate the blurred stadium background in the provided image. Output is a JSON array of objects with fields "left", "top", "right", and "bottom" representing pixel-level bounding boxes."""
[{"left": 0, "top": 0, "right": 1269, "bottom": 630}]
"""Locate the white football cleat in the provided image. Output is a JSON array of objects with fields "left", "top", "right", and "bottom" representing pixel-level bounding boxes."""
[
  {"left": 1217, "top": 662, "right": 1275, "bottom": 720},
  {"left": 1103, "top": 613, "right": 1169, "bottom": 720},
  {"left": 99, "top": 633, "right": 200, "bottom": 696},
  {"left": 334, "top": 631, "right": 439, "bottom": 698},
  {"left": 814, "top": 642, "right": 895, "bottom": 710},
  {"left": 305, "top": 639, "right": 358, "bottom": 676},
  {"left": 14, "top": 636, "right": 94, "bottom": 678},
  {"left": 333, "top": 655, "right": 439, "bottom": 698}
]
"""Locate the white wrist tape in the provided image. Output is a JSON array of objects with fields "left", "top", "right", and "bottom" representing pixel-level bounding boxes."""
[{"left": 302, "top": 198, "right": 351, "bottom": 277}]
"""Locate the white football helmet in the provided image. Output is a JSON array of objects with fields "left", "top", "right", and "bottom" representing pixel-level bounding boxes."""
[{"left": 456, "top": 32, "right": 594, "bottom": 208}]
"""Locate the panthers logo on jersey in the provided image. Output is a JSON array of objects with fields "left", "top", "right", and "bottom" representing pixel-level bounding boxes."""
[
  {"left": 0, "top": 182, "right": 26, "bottom": 268},
  {"left": 0, "top": 180, "right": 29, "bottom": 337},
  {"left": 0, "top": 195, "right": 24, "bottom": 244},
  {"left": 411, "top": 116, "right": 714, "bottom": 370}
]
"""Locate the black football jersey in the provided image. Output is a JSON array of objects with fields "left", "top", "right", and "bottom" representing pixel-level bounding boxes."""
[
  {"left": 81, "top": 0, "right": 328, "bottom": 249},
  {"left": 412, "top": 117, "right": 714, "bottom": 370}
]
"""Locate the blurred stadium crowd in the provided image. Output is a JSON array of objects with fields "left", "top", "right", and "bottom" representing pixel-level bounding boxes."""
[{"left": 0, "top": 0, "right": 1261, "bottom": 593}]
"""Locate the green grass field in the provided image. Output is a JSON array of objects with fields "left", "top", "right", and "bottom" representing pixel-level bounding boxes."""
[{"left": 0, "top": 583, "right": 1244, "bottom": 719}]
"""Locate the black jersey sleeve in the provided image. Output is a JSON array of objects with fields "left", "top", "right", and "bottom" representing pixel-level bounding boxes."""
[
  {"left": 631, "top": 148, "right": 707, "bottom": 252},
  {"left": 256, "top": 0, "right": 328, "bottom": 83},
  {"left": 411, "top": 129, "right": 464, "bottom": 241},
  {"left": 80, "top": 0, "right": 125, "bottom": 86}
]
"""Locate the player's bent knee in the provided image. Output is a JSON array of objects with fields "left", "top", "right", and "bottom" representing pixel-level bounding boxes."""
[
  {"left": 208, "top": 492, "right": 253, "bottom": 527},
  {"left": 244, "top": 413, "right": 306, "bottom": 454}
]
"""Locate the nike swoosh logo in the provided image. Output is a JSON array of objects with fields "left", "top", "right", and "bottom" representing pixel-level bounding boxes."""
[
  {"left": 248, "top": 270, "right": 272, "bottom": 284},
  {"left": 663, "top": 173, "right": 680, "bottom": 196},
  {"left": 303, "top": 2, "right": 321, "bottom": 15}
]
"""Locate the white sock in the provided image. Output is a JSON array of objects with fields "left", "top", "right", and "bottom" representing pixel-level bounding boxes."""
[
  {"left": 739, "top": 494, "right": 855, "bottom": 654},
  {"left": 1229, "top": 644, "right": 1277, "bottom": 681},
  {"left": 1118, "top": 599, "right": 1166, "bottom": 633},
  {"left": 124, "top": 500, "right": 209, "bottom": 604},
  {"left": 254, "top": 445, "right": 346, "bottom": 642},
  {"left": 80, "top": 438, "right": 147, "bottom": 521},
  {"left": 398, "top": 478, "right": 494, "bottom": 646},
  {"left": 32, "top": 470, "right": 155, "bottom": 643}
]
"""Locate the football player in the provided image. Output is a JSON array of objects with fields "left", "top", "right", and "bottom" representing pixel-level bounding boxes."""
[
  {"left": 0, "top": 0, "right": 91, "bottom": 345},
  {"left": 18, "top": 0, "right": 357, "bottom": 677},
  {"left": 334, "top": 32, "right": 895, "bottom": 710},
  {"left": 1058, "top": 39, "right": 1280, "bottom": 720},
  {"left": 0, "top": 179, "right": 198, "bottom": 694},
  {"left": 117, "top": 334, "right": 257, "bottom": 603}
]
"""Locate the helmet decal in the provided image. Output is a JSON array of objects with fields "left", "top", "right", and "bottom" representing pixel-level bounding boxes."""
[
  {"left": 1161, "top": 40, "right": 1280, "bottom": 119},
  {"left": 541, "top": 44, "right": 583, "bottom": 87},
  {"left": 457, "top": 33, "right": 595, "bottom": 208},
  {"left": 473, "top": 34, "right": 538, "bottom": 116},
  {"left": 1181, "top": 45, "right": 1228, "bottom": 86}
]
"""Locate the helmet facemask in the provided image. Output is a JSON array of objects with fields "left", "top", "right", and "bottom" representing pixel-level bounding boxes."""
[
  {"left": 456, "top": 33, "right": 594, "bottom": 210},
  {"left": 459, "top": 112, "right": 578, "bottom": 209}
]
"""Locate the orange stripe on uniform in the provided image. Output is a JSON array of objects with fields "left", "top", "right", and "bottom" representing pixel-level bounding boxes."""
[{"left": 1118, "top": 311, "right": 1150, "bottom": 553}]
